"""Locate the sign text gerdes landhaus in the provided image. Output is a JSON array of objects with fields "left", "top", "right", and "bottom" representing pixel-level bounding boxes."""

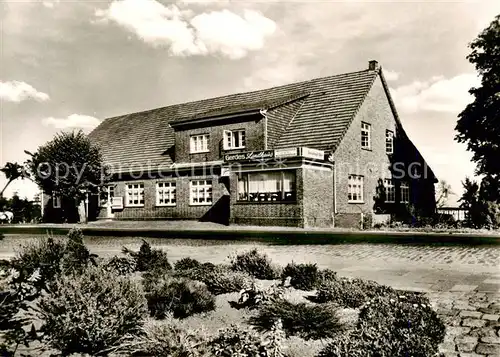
[{"left": 224, "top": 150, "right": 274, "bottom": 162}]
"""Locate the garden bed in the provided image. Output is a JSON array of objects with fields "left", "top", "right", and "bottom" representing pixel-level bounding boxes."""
[{"left": 1, "top": 231, "right": 447, "bottom": 356}]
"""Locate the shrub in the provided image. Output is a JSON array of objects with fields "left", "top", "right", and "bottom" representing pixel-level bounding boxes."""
[
  {"left": 317, "top": 293, "right": 445, "bottom": 357},
  {"left": 316, "top": 277, "right": 395, "bottom": 308},
  {"left": 146, "top": 277, "right": 216, "bottom": 319},
  {"left": 319, "top": 269, "right": 338, "bottom": 283},
  {"left": 203, "top": 267, "right": 253, "bottom": 295},
  {"left": 36, "top": 265, "right": 148, "bottom": 356},
  {"left": 174, "top": 264, "right": 253, "bottom": 295},
  {"left": 282, "top": 262, "right": 320, "bottom": 291},
  {"left": 230, "top": 249, "right": 280, "bottom": 280},
  {"left": 0, "top": 267, "right": 41, "bottom": 355},
  {"left": 10, "top": 236, "right": 66, "bottom": 289},
  {"left": 249, "top": 299, "right": 343, "bottom": 340},
  {"left": 61, "top": 228, "right": 96, "bottom": 274},
  {"left": 103, "top": 255, "right": 137, "bottom": 275},
  {"left": 115, "top": 318, "right": 209, "bottom": 357},
  {"left": 174, "top": 257, "right": 201, "bottom": 271},
  {"left": 210, "top": 321, "right": 286, "bottom": 357},
  {"left": 123, "top": 240, "right": 172, "bottom": 272}
]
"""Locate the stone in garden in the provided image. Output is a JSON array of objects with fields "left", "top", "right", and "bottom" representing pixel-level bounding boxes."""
[
  {"left": 447, "top": 326, "right": 471, "bottom": 337},
  {"left": 453, "top": 301, "right": 478, "bottom": 311},
  {"left": 459, "top": 310, "right": 482, "bottom": 319},
  {"left": 475, "top": 342, "right": 500, "bottom": 355},
  {"left": 455, "top": 336, "right": 478, "bottom": 352},
  {"left": 467, "top": 327, "right": 496, "bottom": 338},
  {"left": 438, "top": 341, "right": 458, "bottom": 353},
  {"left": 479, "top": 336, "right": 500, "bottom": 344},
  {"left": 462, "top": 318, "right": 487, "bottom": 328},
  {"left": 481, "top": 313, "right": 500, "bottom": 321},
  {"left": 439, "top": 308, "right": 460, "bottom": 316}
]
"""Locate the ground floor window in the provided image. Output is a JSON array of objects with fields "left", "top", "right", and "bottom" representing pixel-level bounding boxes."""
[
  {"left": 348, "top": 175, "right": 364, "bottom": 203},
  {"left": 237, "top": 170, "right": 296, "bottom": 202},
  {"left": 384, "top": 178, "right": 395, "bottom": 203},
  {"left": 190, "top": 180, "right": 212, "bottom": 205},
  {"left": 126, "top": 183, "right": 144, "bottom": 207},
  {"left": 400, "top": 182, "right": 410, "bottom": 203},
  {"left": 156, "top": 181, "right": 176, "bottom": 206}
]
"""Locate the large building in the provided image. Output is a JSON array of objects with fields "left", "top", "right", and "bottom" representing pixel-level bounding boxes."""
[{"left": 48, "top": 61, "right": 437, "bottom": 228}]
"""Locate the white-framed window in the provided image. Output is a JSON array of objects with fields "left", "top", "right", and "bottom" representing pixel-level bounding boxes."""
[
  {"left": 156, "top": 181, "right": 176, "bottom": 206},
  {"left": 348, "top": 175, "right": 364, "bottom": 203},
  {"left": 224, "top": 129, "right": 246, "bottom": 150},
  {"left": 237, "top": 170, "right": 296, "bottom": 202},
  {"left": 190, "top": 134, "right": 209, "bottom": 153},
  {"left": 361, "top": 122, "right": 371, "bottom": 149},
  {"left": 126, "top": 183, "right": 144, "bottom": 207},
  {"left": 386, "top": 130, "right": 394, "bottom": 154},
  {"left": 384, "top": 178, "right": 395, "bottom": 203},
  {"left": 190, "top": 180, "right": 212, "bottom": 205},
  {"left": 52, "top": 194, "right": 61, "bottom": 209},
  {"left": 400, "top": 182, "right": 410, "bottom": 203}
]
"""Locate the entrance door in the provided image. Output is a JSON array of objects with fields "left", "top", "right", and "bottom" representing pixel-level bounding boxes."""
[{"left": 106, "top": 185, "right": 115, "bottom": 219}]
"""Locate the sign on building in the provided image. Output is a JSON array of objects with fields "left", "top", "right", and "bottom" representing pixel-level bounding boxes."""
[
  {"left": 224, "top": 150, "right": 274, "bottom": 162},
  {"left": 300, "top": 147, "right": 325, "bottom": 160}
]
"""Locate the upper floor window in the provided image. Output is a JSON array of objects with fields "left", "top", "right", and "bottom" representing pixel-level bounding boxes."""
[
  {"left": 156, "top": 181, "right": 176, "bottom": 206},
  {"left": 224, "top": 129, "right": 246, "bottom": 150},
  {"left": 126, "top": 183, "right": 144, "bottom": 207},
  {"left": 384, "top": 178, "right": 395, "bottom": 203},
  {"left": 361, "top": 122, "right": 371, "bottom": 149},
  {"left": 386, "top": 130, "right": 394, "bottom": 154},
  {"left": 401, "top": 182, "right": 410, "bottom": 203},
  {"left": 348, "top": 175, "right": 364, "bottom": 203},
  {"left": 190, "top": 180, "right": 212, "bottom": 205},
  {"left": 237, "top": 170, "right": 296, "bottom": 202},
  {"left": 190, "top": 134, "right": 209, "bottom": 153}
]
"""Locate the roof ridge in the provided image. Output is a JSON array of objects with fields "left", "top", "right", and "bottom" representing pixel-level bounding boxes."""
[{"left": 98, "top": 69, "right": 372, "bottom": 123}]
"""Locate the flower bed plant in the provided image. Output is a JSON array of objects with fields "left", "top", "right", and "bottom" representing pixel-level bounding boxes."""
[
  {"left": 230, "top": 249, "right": 281, "bottom": 280},
  {"left": 315, "top": 277, "right": 395, "bottom": 308},
  {"left": 249, "top": 298, "right": 343, "bottom": 340},
  {"left": 282, "top": 262, "right": 321, "bottom": 291},
  {"left": 35, "top": 265, "right": 148, "bottom": 356},
  {"left": 145, "top": 276, "right": 216, "bottom": 319},
  {"left": 317, "top": 293, "right": 445, "bottom": 357}
]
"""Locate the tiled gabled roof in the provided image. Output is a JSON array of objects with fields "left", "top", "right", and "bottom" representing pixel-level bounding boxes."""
[{"left": 88, "top": 68, "right": 377, "bottom": 172}]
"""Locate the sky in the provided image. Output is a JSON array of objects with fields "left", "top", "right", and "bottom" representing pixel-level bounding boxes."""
[{"left": 1, "top": 0, "right": 499, "bottom": 206}]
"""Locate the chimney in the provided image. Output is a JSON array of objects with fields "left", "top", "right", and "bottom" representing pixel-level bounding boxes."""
[{"left": 368, "top": 60, "right": 379, "bottom": 71}]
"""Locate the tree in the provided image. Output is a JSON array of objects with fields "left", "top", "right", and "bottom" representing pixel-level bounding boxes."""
[
  {"left": 459, "top": 177, "right": 483, "bottom": 228},
  {"left": 455, "top": 14, "right": 500, "bottom": 200},
  {"left": 0, "top": 162, "right": 28, "bottom": 198},
  {"left": 26, "top": 131, "right": 108, "bottom": 223},
  {"left": 435, "top": 180, "right": 454, "bottom": 208}
]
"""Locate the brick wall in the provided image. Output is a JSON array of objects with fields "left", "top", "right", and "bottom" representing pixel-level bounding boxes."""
[
  {"left": 103, "top": 172, "right": 229, "bottom": 221},
  {"left": 175, "top": 116, "right": 265, "bottom": 163},
  {"left": 332, "top": 76, "right": 396, "bottom": 219},
  {"left": 335, "top": 213, "right": 362, "bottom": 229},
  {"left": 302, "top": 165, "right": 334, "bottom": 227}
]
